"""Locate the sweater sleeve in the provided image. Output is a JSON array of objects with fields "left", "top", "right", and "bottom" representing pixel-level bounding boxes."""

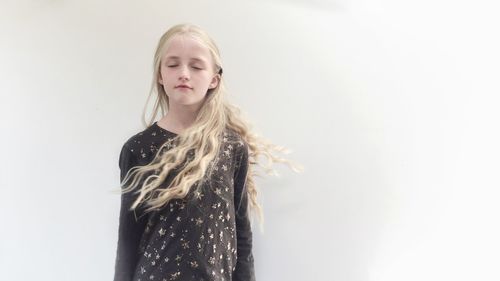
[
  {"left": 113, "top": 143, "right": 148, "bottom": 281},
  {"left": 232, "top": 142, "right": 256, "bottom": 281}
]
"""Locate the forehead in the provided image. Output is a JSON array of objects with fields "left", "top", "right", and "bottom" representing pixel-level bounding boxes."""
[{"left": 162, "top": 34, "right": 212, "bottom": 63}]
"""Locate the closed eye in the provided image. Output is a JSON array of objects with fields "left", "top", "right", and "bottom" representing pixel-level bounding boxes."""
[{"left": 167, "top": 65, "right": 203, "bottom": 70}]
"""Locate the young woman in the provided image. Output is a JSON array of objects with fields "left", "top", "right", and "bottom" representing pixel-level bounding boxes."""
[{"left": 114, "top": 23, "right": 301, "bottom": 281}]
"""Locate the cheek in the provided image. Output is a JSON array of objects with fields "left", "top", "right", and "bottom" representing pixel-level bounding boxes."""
[{"left": 159, "top": 70, "right": 174, "bottom": 85}]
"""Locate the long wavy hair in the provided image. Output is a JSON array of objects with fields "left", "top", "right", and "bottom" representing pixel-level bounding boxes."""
[{"left": 119, "top": 23, "right": 302, "bottom": 226}]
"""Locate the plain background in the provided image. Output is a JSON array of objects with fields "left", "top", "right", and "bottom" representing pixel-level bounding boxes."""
[{"left": 1, "top": 0, "right": 499, "bottom": 280}]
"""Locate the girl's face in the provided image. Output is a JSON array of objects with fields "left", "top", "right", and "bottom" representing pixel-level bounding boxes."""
[{"left": 158, "top": 34, "right": 220, "bottom": 111}]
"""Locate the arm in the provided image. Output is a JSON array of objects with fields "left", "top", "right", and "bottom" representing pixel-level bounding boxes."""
[
  {"left": 113, "top": 144, "right": 148, "bottom": 281},
  {"left": 233, "top": 143, "right": 256, "bottom": 281}
]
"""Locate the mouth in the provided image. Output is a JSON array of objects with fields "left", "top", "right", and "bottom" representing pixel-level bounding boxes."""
[{"left": 176, "top": 85, "right": 192, "bottom": 89}]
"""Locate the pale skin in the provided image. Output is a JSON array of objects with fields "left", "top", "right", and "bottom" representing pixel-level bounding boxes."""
[{"left": 157, "top": 34, "right": 221, "bottom": 134}]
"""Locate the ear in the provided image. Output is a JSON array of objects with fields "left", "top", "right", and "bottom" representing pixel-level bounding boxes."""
[
  {"left": 158, "top": 73, "right": 163, "bottom": 85},
  {"left": 208, "top": 74, "right": 220, "bottom": 89}
]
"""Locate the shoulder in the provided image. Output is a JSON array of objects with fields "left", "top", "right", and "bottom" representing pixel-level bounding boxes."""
[
  {"left": 223, "top": 128, "right": 248, "bottom": 155},
  {"left": 121, "top": 127, "right": 149, "bottom": 152},
  {"left": 119, "top": 128, "right": 146, "bottom": 166},
  {"left": 120, "top": 124, "right": 163, "bottom": 160},
  {"left": 222, "top": 129, "right": 249, "bottom": 173}
]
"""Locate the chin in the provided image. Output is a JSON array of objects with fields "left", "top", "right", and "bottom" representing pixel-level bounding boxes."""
[{"left": 171, "top": 97, "right": 205, "bottom": 107}]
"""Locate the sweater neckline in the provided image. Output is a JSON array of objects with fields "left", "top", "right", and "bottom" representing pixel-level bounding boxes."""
[{"left": 153, "top": 121, "right": 178, "bottom": 136}]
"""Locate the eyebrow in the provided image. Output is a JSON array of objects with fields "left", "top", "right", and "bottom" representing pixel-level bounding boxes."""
[{"left": 164, "top": 56, "right": 207, "bottom": 64}]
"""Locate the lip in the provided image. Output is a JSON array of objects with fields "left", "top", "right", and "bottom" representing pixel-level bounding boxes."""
[{"left": 176, "top": 85, "right": 192, "bottom": 89}]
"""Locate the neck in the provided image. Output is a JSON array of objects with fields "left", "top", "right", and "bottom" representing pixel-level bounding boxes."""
[{"left": 158, "top": 104, "right": 201, "bottom": 134}]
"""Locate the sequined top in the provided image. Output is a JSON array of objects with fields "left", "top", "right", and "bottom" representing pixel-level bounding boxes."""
[{"left": 113, "top": 122, "right": 255, "bottom": 281}]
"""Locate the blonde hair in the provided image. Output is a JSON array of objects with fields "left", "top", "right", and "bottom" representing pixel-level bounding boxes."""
[{"left": 120, "top": 23, "right": 302, "bottom": 227}]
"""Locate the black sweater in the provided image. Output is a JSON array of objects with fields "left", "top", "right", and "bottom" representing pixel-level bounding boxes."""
[{"left": 113, "top": 122, "right": 255, "bottom": 281}]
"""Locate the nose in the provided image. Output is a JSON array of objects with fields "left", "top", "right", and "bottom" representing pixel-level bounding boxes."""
[{"left": 179, "top": 65, "right": 190, "bottom": 81}]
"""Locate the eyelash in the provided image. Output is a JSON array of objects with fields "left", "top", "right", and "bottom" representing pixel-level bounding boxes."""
[{"left": 167, "top": 65, "right": 203, "bottom": 70}]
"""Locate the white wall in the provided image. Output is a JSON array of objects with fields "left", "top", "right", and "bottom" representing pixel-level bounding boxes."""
[{"left": 1, "top": 0, "right": 499, "bottom": 280}]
